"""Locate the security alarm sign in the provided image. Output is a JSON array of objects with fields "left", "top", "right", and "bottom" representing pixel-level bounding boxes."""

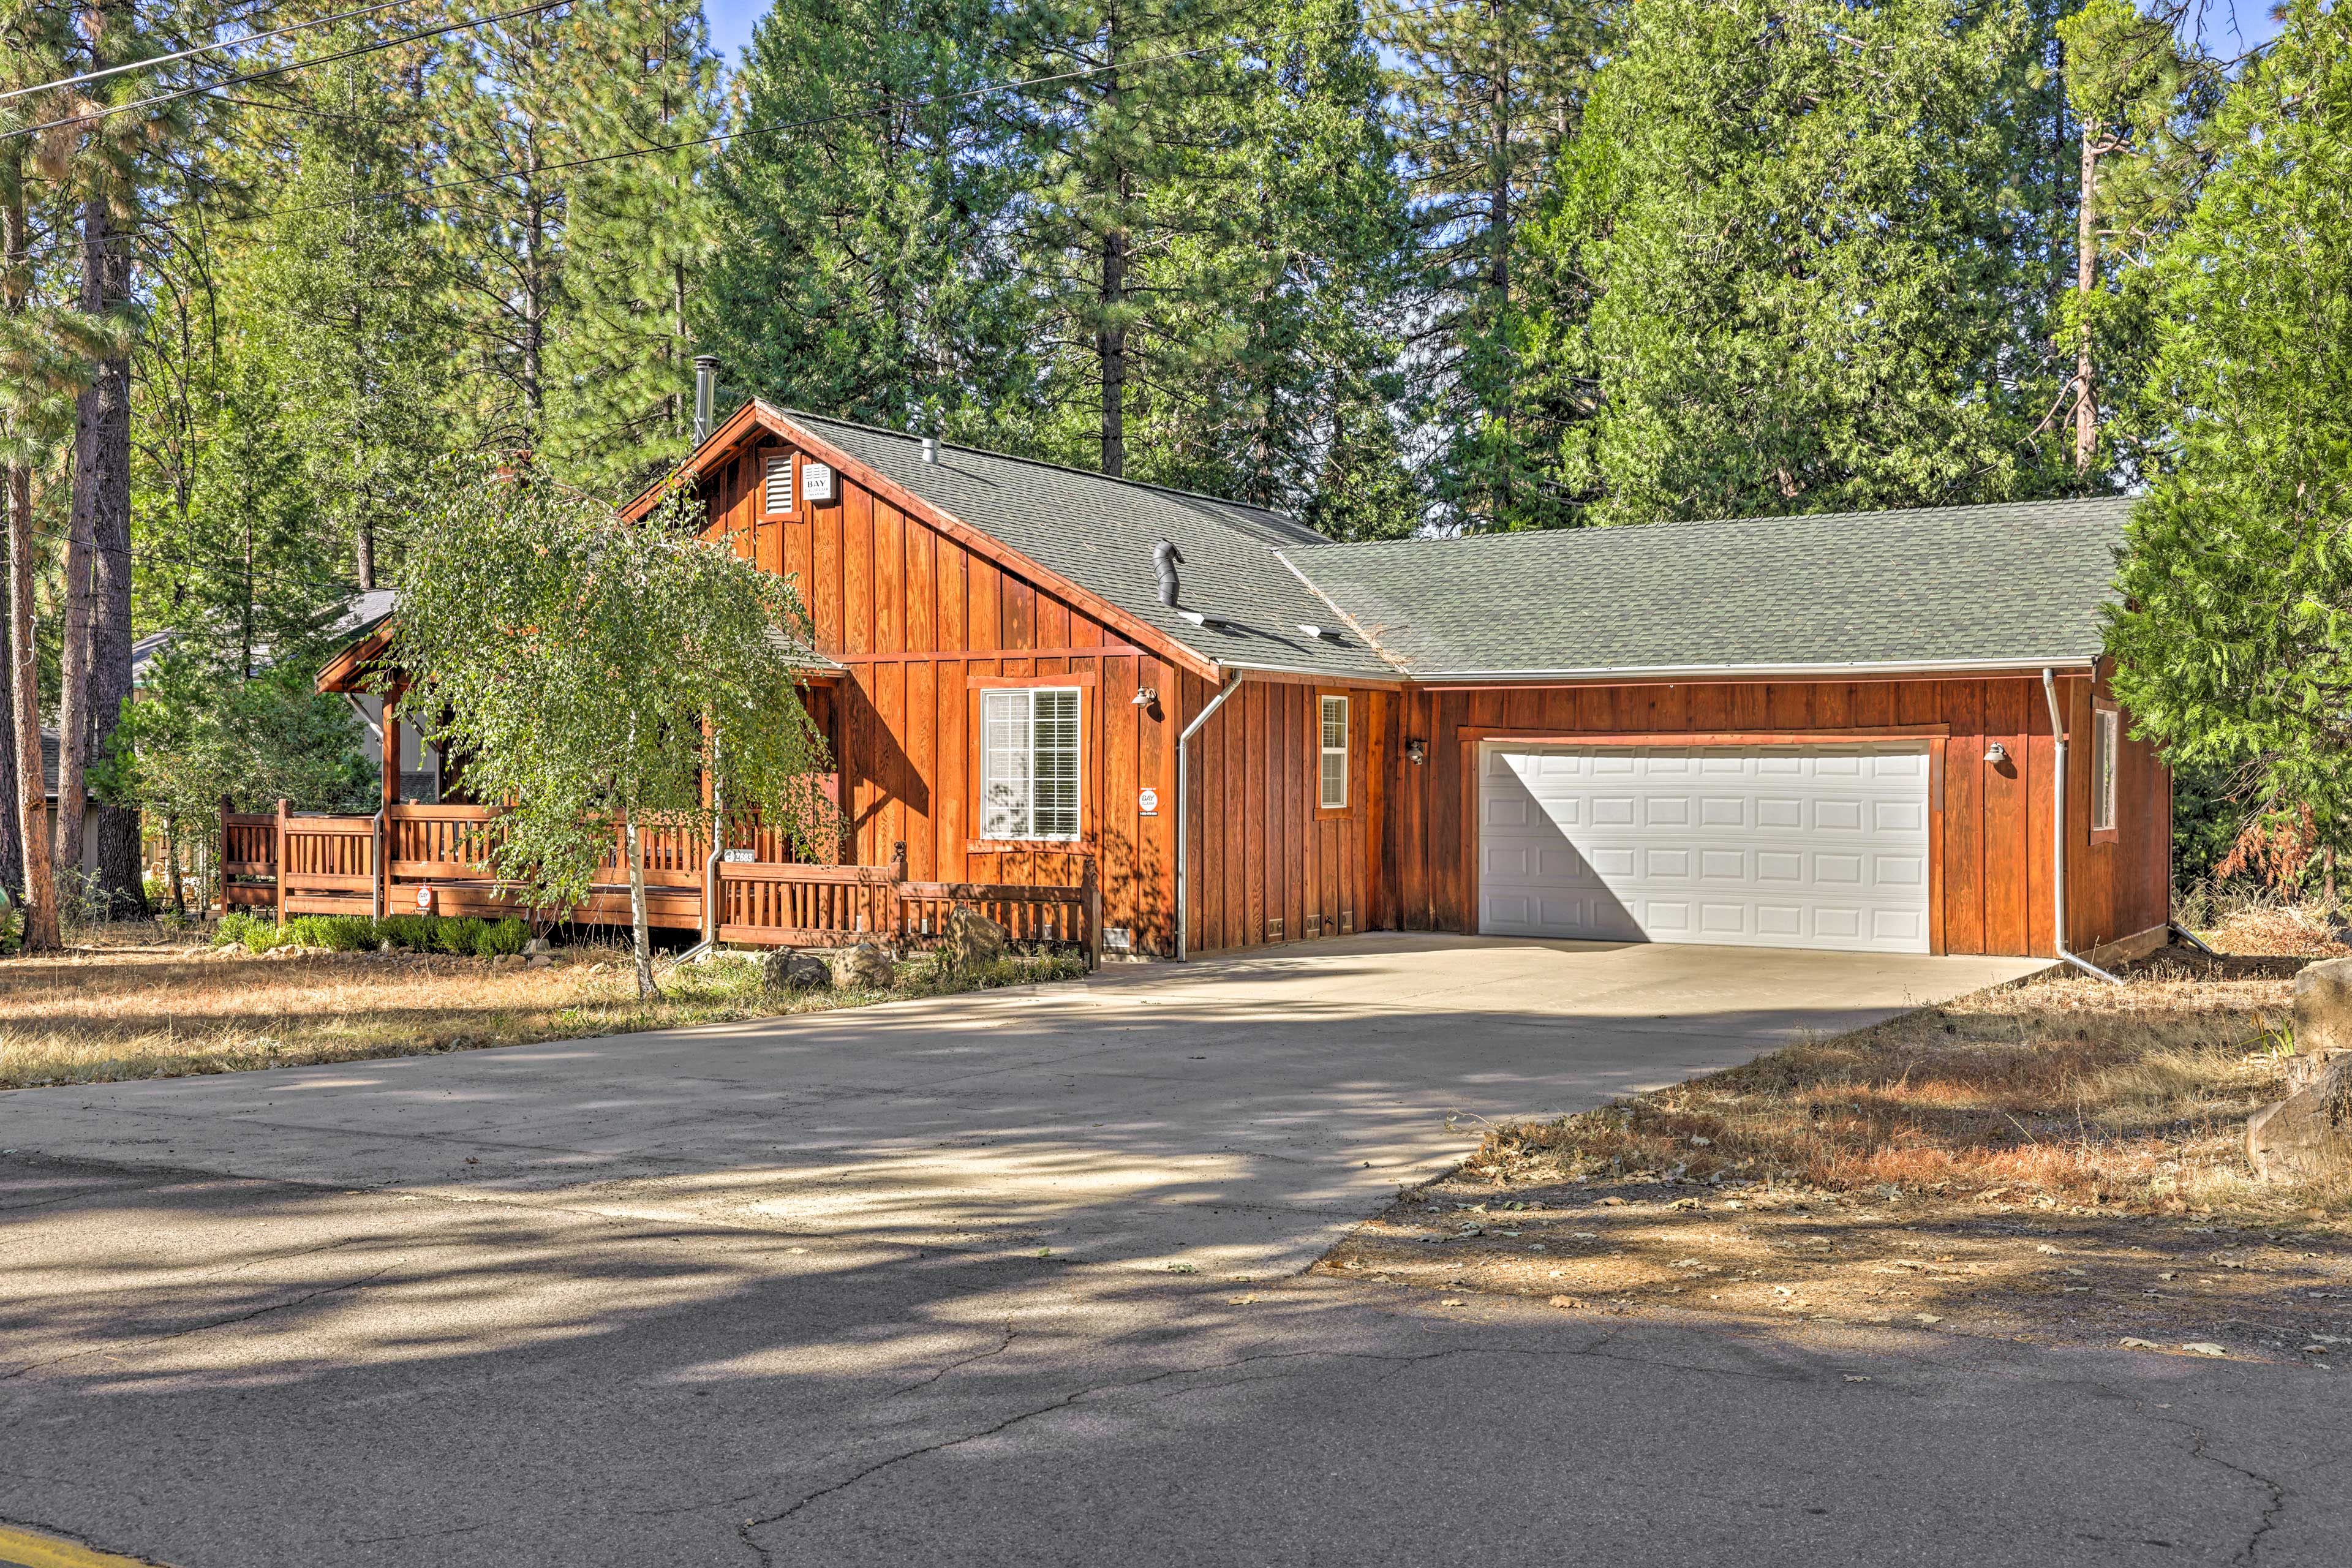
[
  {"left": 415, "top": 886, "right": 433, "bottom": 911},
  {"left": 1138, "top": 787, "right": 1159, "bottom": 816}
]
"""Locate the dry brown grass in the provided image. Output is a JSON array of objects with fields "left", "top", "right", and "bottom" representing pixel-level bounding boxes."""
[
  {"left": 1472, "top": 952, "right": 2337, "bottom": 1220},
  {"left": 0, "top": 930, "right": 1084, "bottom": 1090},
  {"left": 1319, "top": 943, "right": 2352, "bottom": 1357}
]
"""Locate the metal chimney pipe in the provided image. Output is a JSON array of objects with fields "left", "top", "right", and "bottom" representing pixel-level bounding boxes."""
[
  {"left": 921, "top": 435, "right": 938, "bottom": 464},
  {"left": 692, "top": 355, "right": 718, "bottom": 445}
]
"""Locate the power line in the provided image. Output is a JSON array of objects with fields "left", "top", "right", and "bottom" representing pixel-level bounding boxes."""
[
  {"left": 3, "top": 0, "right": 574, "bottom": 143},
  {"left": 0, "top": 0, "right": 430, "bottom": 105}
]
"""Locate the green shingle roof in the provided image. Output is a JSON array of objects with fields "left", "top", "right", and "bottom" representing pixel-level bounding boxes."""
[
  {"left": 1294, "top": 499, "right": 2134, "bottom": 679},
  {"left": 778, "top": 408, "right": 2131, "bottom": 682},
  {"left": 783, "top": 409, "right": 1400, "bottom": 681}
]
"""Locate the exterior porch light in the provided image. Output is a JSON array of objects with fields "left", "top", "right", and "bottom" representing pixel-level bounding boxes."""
[
  {"left": 1984, "top": 741, "right": 2009, "bottom": 764},
  {"left": 1132, "top": 685, "right": 1157, "bottom": 707},
  {"left": 1405, "top": 739, "right": 1427, "bottom": 765}
]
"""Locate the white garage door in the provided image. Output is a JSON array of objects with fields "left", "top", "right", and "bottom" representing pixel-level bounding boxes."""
[{"left": 1479, "top": 743, "right": 1931, "bottom": 954}]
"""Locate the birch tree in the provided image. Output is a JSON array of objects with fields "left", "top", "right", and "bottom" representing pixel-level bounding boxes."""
[{"left": 390, "top": 463, "right": 833, "bottom": 997}]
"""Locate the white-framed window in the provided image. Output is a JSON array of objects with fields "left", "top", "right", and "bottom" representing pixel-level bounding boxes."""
[
  {"left": 982, "top": 687, "right": 1081, "bottom": 841},
  {"left": 763, "top": 453, "right": 794, "bottom": 515},
  {"left": 2091, "top": 706, "right": 2119, "bottom": 833},
  {"left": 1319, "top": 694, "right": 1349, "bottom": 810}
]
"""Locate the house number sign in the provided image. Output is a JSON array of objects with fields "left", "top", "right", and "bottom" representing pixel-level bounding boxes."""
[{"left": 1138, "top": 787, "right": 1159, "bottom": 816}]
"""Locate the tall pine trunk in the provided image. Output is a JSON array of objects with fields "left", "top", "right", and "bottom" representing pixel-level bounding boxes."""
[
  {"left": 2073, "top": 116, "right": 2100, "bottom": 474},
  {"left": 7, "top": 466, "right": 57, "bottom": 950}
]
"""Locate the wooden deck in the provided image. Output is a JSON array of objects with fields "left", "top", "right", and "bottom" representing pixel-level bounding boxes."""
[{"left": 225, "top": 800, "right": 1100, "bottom": 963}]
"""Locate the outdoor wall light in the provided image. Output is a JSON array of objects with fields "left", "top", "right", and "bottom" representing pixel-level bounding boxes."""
[
  {"left": 1133, "top": 686, "right": 1158, "bottom": 707},
  {"left": 1406, "top": 739, "right": 1428, "bottom": 765},
  {"left": 1984, "top": 741, "right": 2009, "bottom": 764}
]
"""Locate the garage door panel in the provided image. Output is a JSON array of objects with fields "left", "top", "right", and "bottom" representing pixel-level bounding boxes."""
[{"left": 1479, "top": 742, "right": 1931, "bottom": 955}]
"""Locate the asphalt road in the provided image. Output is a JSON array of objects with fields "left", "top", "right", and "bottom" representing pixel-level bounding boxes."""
[{"left": 2, "top": 937, "right": 2339, "bottom": 1566}]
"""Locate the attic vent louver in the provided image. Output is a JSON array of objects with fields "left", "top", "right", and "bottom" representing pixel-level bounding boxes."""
[
  {"left": 1153, "top": 540, "right": 1183, "bottom": 608},
  {"left": 764, "top": 454, "right": 793, "bottom": 514}
]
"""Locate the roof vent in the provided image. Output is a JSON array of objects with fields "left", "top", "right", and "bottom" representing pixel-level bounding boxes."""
[
  {"left": 1153, "top": 540, "right": 1183, "bottom": 608},
  {"left": 692, "top": 355, "right": 718, "bottom": 445},
  {"left": 920, "top": 435, "right": 938, "bottom": 464}
]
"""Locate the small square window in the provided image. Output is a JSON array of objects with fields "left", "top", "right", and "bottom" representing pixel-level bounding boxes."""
[
  {"left": 1319, "top": 695, "right": 1349, "bottom": 810},
  {"left": 2091, "top": 707, "right": 2119, "bottom": 833}
]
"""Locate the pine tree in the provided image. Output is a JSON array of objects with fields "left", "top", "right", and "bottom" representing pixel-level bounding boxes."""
[
  {"left": 699, "top": 0, "right": 1039, "bottom": 443},
  {"left": 432, "top": 3, "right": 586, "bottom": 454},
  {"left": 543, "top": 0, "right": 723, "bottom": 496},
  {"left": 1379, "top": 0, "right": 1613, "bottom": 530},
  {"left": 1007, "top": 0, "right": 1414, "bottom": 510},
  {"left": 2107, "top": 0, "right": 2352, "bottom": 862},
  {"left": 236, "top": 34, "right": 459, "bottom": 589},
  {"left": 2054, "top": 0, "right": 2224, "bottom": 480},
  {"left": 1561, "top": 0, "right": 2075, "bottom": 525}
]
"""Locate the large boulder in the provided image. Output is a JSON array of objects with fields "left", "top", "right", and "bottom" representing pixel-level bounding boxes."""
[
  {"left": 761, "top": 948, "right": 832, "bottom": 993},
  {"left": 2247, "top": 1052, "right": 2352, "bottom": 1183},
  {"left": 946, "top": 908, "right": 1009, "bottom": 971},
  {"left": 834, "top": 941, "right": 897, "bottom": 990},
  {"left": 2294, "top": 956, "right": 2352, "bottom": 1056}
]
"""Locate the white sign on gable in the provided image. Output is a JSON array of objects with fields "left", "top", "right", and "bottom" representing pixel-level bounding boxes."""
[{"left": 801, "top": 462, "right": 836, "bottom": 503}]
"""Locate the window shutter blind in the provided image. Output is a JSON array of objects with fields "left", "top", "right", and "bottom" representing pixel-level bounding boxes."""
[
  {"left": 982, "top": 690, "right": 1030, "bottom": 839},
  {"left": 764, "top": 454, "right": 793, "bottom": 514},
  {"left": 1033, "top": 689, "right": 1080, "bottom": 840},
  {"left": 1319, "top": 696, "right": 1349, "bottom": 809}
]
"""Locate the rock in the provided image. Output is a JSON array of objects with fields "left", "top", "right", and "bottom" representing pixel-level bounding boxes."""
[
  {"left": 945, "top": 908, "right": 1010, "bottom": 970},
  {"left": 2246, "top": 1051, "right": 2352, "bottom": 1182},
  {"left": 2294, "top": 956, "right": 2352, "bottom": 1055},
  {"left": 835, "top": 941, "right": 896, "bottom": 990},
  {"left": 522, "top": 937, "right": 553, "bottom": 956},
  {"left": 761, "top": 948, "right": 832, "bottom": 993}
]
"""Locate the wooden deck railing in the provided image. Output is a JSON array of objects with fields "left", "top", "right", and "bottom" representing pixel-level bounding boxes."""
[{"left": 222, "top": 803, "right": 1100, "bottom": 965}]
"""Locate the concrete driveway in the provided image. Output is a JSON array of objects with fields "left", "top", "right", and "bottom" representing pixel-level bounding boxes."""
[
  {"left": 4, "top": 936, "right": 2342, "bottom": 1567},
  {"left": 2, "top": 936, "right": 2034, "bottom": 1276}
]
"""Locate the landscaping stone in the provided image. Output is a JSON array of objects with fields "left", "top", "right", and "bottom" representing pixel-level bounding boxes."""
[
  {"left": 761, "top": 949, "right": 832, "bottom": 993},
  {"left": 2247, "top": 1051, "right": 2352, "bottom": 1183},
  {"left": 946, "top": 908, "right": 1009, "bottom": 970},
  {"left": 2294, "top": 956, "right": 2352, "bottom": 1055},
  {"left": 522, "top": 937, "right": 553, "bottom": 957},
  {"left": 835, "top": 941, "right": 896, "bottom": 990}
]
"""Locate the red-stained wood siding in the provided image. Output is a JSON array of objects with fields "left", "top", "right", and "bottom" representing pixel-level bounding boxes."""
[
  {"left": 1383, "top": 674, "right": 2168, "bottom": 960},
  {"left": 693, "top": 432, "right": 2165, "bottom": 962}
]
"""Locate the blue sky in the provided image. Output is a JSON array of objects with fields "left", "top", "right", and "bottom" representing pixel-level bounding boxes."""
[
  {"left": 700, "top": 1, "right": 2286, "bottom": 75},
  {"left": 706, "top": 0, "right": 765, "bottom": 65}
]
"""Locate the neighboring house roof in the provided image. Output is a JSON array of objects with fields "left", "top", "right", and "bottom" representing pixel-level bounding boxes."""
[
  {"left": 1291, "top": 499, "right": 2132, "bottom": 680},
  {"left": 666, "top": 404, "right": 1401, "bottom": 683}
]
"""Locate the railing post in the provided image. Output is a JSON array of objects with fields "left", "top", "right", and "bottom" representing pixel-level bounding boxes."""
[
  {"left": 274, "top": 799, "right": 290, "bottom": 927},
  {"left": 219, "top": 794, "right": 233, "bottom": 918},
  {"left": 888, "top": 840, "right": 908, "bottom": 941},
  {"left": 1084, "top": 856, "right": 1102, "bottom": 971}
]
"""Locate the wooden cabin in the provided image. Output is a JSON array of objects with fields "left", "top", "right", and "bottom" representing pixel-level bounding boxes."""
[{"left": 600, "top": 404, "right": 2168, "bottom": 968}]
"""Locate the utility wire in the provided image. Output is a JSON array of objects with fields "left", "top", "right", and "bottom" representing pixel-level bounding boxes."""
[
  {"left": 0, "top": 0, "right": 431, "bottom": 104},
  {"left": 2, "top": 0, "right": 574, "bottom": 142}
]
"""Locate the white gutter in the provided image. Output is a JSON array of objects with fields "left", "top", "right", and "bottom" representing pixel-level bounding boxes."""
[
  {"left": 2040, "top": 668, "right": 2121, "bottom": 984},
  {"left": 1175, "top": 674, "right": 1246, "bottom": 961},
  {"left": 1411, "top": 655, "right": 2101, "bottom": 684}
]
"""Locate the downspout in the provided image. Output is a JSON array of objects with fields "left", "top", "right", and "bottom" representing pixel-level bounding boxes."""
[
  {"left": 1176, "top": 673, "right": 1245, "bottom": 962},
  {"left": 679, "top": 775, "right": 725, "bottom": 964},
  {"left": 2041, "top": 668, "right": 2122, "bottom": 983}
]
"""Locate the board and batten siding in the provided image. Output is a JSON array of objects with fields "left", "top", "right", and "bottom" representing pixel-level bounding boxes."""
[
  {"left": 1382, "top": 674, "right": 2168, "bottom": 960},
  {"left": 693, "top": 432, "right": 2163, "bottom": 963},
  {"left": 696, "top": 434, "right": 1387, "bottom": 958}
]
